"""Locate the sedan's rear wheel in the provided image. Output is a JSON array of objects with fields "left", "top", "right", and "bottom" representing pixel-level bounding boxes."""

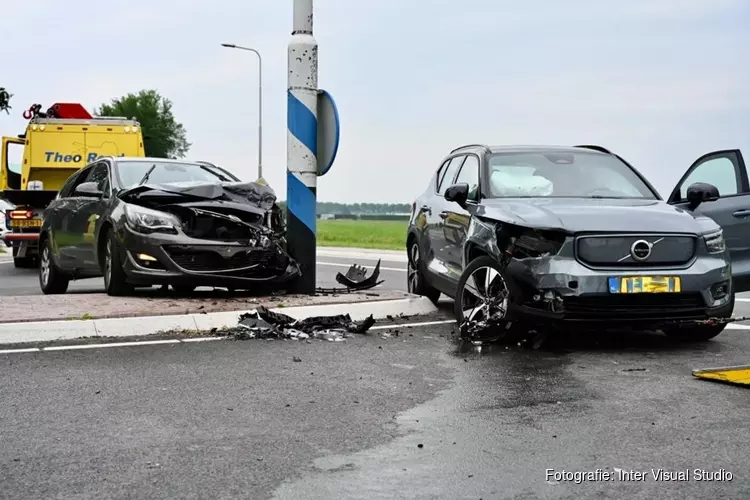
[
  {"left": 406, "top": 240, "right": 440, "bottom": 304},
  {"left": 455, "top": 255, "right": 520, "bottom": 340},
  {"left": 39, "top": 238, "right": 69, "bottom": 294},
  {"left": 104, "top": 229, "right": 132, "bottom": 296}
]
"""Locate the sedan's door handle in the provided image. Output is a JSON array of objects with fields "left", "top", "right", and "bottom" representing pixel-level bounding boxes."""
[
  {"left": 733, "top": 209, "right": 750, "bottom": 218},
  {"left": 439, "top": 211, "right": 449, "bottom": 219}
]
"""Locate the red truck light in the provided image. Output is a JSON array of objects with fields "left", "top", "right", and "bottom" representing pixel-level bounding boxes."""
[{"left": 9, "top": 210, "right": 33, "bottom": 219}]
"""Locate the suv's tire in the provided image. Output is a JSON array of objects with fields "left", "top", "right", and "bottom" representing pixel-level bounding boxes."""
[
  {"left": 39, "top": 238, "right": 69, "bottom": 294},
  {"left": 454, "top": 255, "right": 524, "bottom": 340},
  {"left": 103, "top": 229, "right": 132, "bottom": 296},
  {"left": 406, "top": 239, "right": 440, "bottom": 305},
  {"left": 662, "top": 294, "right": 733, "bottom": 342}
]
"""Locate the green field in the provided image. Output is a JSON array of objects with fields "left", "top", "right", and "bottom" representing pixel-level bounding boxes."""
[{"left": 316, "top": 219, "right": 406, "bottom": 250}]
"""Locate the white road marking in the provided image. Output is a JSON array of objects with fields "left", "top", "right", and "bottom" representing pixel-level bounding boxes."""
[
  {"left": 370, "top": 319, "right": 455, "bottom": 330},
  {"left": 318, "top": 261, "right": 406, "bottom": 272},
  {"left": 734, "top": 298, "right": 750, "bottom": 302}
]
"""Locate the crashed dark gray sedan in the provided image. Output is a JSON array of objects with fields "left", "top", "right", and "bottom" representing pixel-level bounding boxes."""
[
  {"left": 407, "top": 144, "right": 749, "bottom": 341},
  {"left": 38, "top": 157, "right": 300, "bottom": 296}
]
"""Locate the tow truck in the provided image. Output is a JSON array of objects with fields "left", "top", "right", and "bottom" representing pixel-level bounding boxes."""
[{"left": 1, "top": 102, "right": 145, "bottom": 267}]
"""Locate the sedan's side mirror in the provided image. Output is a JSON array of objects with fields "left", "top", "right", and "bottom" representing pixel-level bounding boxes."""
[
  {"left": 74, "top": 181, "right": 103, "bottom": 198},
  {"left": 686, "top": 182, "right": 719, "bottom": 210},
  {"left": 445, "top": 183, "right": 469, "bottom": 207}
]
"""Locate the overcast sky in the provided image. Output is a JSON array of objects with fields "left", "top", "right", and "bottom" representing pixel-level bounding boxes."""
[{"left": 2, "top": 0, "right": 748, "bottom": 203}]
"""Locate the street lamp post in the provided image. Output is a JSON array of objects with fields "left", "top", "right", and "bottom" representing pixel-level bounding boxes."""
[{"left": 221, "top": 43, "right": 263, "bottom": 181}]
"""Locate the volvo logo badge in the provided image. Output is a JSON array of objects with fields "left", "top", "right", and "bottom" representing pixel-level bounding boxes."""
[{"left": 630, "top": 239, "right": 652, "bottom": 261}]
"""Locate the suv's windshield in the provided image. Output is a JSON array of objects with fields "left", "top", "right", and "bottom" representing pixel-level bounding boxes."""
[
  {"left": 116, "top": 161, "right": 238, "bottom": 189},
  {"left": 486, "top": 151, "right": 657, "bottom": 199}
]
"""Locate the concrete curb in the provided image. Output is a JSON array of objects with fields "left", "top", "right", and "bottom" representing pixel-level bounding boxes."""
[{"left": 0, "top": 296, "right": 439, "bottom": 345}]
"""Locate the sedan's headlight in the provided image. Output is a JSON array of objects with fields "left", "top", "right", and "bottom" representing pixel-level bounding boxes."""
[
  {"left": 704, "top": 230, "right": 726, "bottom": 254},
  {"left": 124, "top": 205, "right": 180, "bottom": 234}
]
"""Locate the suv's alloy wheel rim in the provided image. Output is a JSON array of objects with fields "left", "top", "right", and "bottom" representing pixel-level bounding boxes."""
[{"left": 460, "top": 266, "right": 509, "bottom": 323}]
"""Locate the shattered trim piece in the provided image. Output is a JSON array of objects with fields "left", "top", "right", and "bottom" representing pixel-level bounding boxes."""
[{"left": 315, "top": 259, "right": 384, "bottom": 294}]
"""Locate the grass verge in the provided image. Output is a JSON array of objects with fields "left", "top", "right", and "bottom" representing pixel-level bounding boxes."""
[{"left": 317, "top": 220, "right": 406, "bottom": 250}]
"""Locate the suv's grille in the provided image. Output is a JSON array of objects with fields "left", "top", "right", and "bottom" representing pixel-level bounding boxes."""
[
  {"left": 576, "top": 234, "right": 696, "bottom": 267},
  {"left": 164, "top": 245, "right": 280, "bottom": 274},
  {"left": 563, "top": 293, "right": 706, "bottom": 320}
]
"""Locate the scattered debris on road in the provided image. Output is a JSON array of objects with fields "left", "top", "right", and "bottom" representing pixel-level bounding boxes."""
[{"left": 213, "top": 306, "right": 376, "bottom": 342}]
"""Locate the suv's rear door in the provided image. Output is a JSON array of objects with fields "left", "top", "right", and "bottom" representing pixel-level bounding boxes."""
[{"left": 667, "top": 149, "right": 750, "bottom": 292}]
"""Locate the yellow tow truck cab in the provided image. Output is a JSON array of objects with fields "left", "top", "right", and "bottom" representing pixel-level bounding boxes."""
[{"left": 1, "top": 102, "right": 145, "bottom": 267}]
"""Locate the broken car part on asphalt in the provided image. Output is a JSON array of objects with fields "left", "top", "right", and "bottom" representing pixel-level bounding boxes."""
[{"left": 219, "top": 306, "right": 376, "bottom": 341}]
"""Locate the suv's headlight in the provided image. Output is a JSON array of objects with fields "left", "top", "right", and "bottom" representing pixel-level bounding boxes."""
[
  {"left": 124, "top": 205, "right": 180, "bottom": 234},
  {"left": 704, "top": 230, "right": 726, "bottom": 254}
]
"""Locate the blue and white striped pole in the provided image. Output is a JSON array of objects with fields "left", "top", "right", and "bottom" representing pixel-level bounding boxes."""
[{"left": 287, "top": 0, "right": 318, "bottom": 293}]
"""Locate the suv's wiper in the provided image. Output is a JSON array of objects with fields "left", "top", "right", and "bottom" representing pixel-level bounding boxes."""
[{"left": 138, "top": 164, "right": 157, "bottom": 186}]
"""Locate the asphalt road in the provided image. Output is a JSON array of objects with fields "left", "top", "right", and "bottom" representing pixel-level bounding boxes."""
[
  {"left": 0, "top": 248, "right": 408, "bottom": 296},
  {"left": 1, "top": 316, "right": 748, "bottom": 500}
]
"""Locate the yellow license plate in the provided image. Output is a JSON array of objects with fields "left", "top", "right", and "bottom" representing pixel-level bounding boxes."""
[
  {"left": 10, "top": 219, "right": 42, "bottom": 228},
  {"left": 608, "top": 276, "right": 681, "bottom": 293}
]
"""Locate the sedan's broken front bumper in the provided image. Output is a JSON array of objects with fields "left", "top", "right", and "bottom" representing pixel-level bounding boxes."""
[{"left": 118, "top": 225, "right": 300, "bottom": 288}]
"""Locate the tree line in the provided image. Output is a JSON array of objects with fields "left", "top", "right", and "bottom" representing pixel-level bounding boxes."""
[{"left": 276, "top": 201, "right": 410, "bottom": 214}]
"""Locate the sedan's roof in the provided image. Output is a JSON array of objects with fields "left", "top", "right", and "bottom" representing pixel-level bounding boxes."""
[{"left": 112, "top": 157, "right": 204, "bottom": 165}]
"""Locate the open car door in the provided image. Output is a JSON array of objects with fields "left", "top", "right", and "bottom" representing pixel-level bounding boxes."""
[{"left": 667, "top": 149, "right": 750, "bottom": 292}]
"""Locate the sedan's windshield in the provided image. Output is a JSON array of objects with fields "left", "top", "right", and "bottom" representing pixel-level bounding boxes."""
[
  {"left": 486, "top": 151, "right": 657, "bottom": 199},
  {"left": 116, "top": 161, "right": 238, "bottom": 189}
]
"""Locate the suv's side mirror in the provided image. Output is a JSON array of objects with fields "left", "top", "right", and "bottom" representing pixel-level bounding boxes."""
[
  {"left": 74, "top": 181, "right": 103, "bottom": 198},
  {"left": 445, "top": 183, "right": 469, "bottom": 207},
  {"left": 686, "top": 182, "right": 719, "bottom": 210}
]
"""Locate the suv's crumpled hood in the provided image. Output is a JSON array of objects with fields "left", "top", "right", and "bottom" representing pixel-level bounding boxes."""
[
  {"left": 118, "top": 181, "right": 278, "bottom": 211},
  {"left": 476, "top": 197, "right": 718, "bottom": 234}
]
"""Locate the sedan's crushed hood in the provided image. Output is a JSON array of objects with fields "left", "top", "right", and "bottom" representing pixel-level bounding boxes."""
[
  {"left": 476, "top": 197, "right": 717, "bottom": 234},
  {"left": 118, "top": 180, "right": 278, "bottom": 211}
]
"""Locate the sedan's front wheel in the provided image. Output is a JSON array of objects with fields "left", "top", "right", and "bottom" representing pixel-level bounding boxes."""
[
  {"left": 103, "top": 229, "right": 133, "bottom": 296},
  {"left": 39, "top": 238, "right": 69, "bottom": 294}
]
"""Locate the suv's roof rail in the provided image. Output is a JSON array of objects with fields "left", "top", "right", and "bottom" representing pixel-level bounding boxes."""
[
  {"left": 450, "top": 143, "right": 492, "bottom": 154},
  {"left": 574, "top": 144, "right": 613, "bottom": 154}
]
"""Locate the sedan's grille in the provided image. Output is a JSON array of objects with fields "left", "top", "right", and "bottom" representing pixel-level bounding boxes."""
[
  {"left": 576, "top": 234, "right": 696, "bottom": 267},
  {"left": 563, "top": 293, "right": 706, "bottom": 321},
  {"left": 164, "top": 245, "right": 280, "bottom": 274}
]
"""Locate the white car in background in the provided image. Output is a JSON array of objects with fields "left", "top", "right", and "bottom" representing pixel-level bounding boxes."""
[{"left": 0, "top": 198, "right": 14, "bottom": 247}]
